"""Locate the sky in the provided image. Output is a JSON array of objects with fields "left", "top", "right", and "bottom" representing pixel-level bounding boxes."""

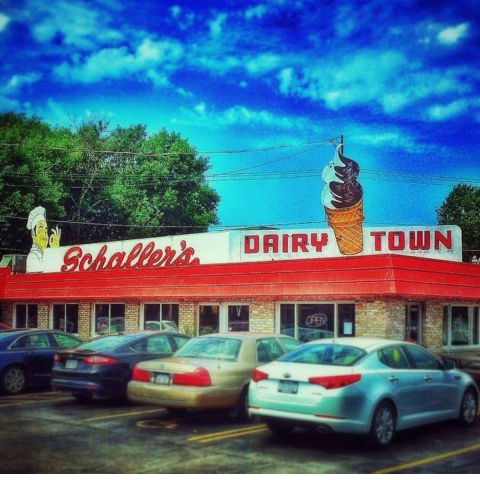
[{"left": 1, "top": 0, "right": 479, "bottom": 231}]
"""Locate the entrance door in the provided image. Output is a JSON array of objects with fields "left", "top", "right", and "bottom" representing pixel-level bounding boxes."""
[{"left": 405, "top": 303, "right": 422, "bottom": 344}]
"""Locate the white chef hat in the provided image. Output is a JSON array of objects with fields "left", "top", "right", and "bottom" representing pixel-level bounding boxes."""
[{"left": 27, "top": 206, "right": 46, "bottom": 231}]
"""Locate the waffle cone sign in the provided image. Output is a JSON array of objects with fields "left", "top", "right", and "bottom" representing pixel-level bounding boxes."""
[{"left": 324, "top": 198, "right": 364, "bottom": 255}]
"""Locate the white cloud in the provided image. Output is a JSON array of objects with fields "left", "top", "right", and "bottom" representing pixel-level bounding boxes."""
[
  {"left": 0, "top": 72, "right": 42, "bottom": 113},
  {"left": 245, "top": 54, "right": 283, "bottom": 75},
  {"left": 427, "top": 98, "right": 480, "bottom": 121},
  {"left": 30, "top": 1, "right": 123, "bottom": 50},
  {"left": 239, "top": 81, "right": 248, "bottom": 88},
  {"left": 0, "top": 13, "right": 10, "bottom": 32},
  {"left": 7, "top": 73, "right": 42, "bottom": 90},
  {"left": 169, "top": 5, "right": 182, "bottom": 19},
  {"left": 209, "top": 13, "right": 227, "bottom": 38},
  {"left": 54, "top": 38, "right": 183, "bottom": 84},
  {"left": 437, "top": 23, "right": 469, "bottom": 45},
  {"left": 245, "top": 4, "right": 268, "bottom": 20}
]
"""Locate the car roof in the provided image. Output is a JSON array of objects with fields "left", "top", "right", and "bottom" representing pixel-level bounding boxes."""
[
  {"left": 199, "top": 332, "right": 291, "bottom": 340},
  {"left": 308, "top": 337, "right": 413, "bottom": 351}
]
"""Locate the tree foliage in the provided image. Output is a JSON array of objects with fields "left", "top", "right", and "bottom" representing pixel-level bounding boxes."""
[
  {"left": 436, "top": 184, "right": 480, "bottom": 261},
  {"left": 0, "top": 112, "right": 220, "bottom": 252}
]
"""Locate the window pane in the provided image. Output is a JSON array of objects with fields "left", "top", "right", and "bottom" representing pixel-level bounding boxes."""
[
  {"left": 474, "top": 307, "right": 479, "bottom": 346},
  {"left": 162, "top": 304, "right": 179, "bottom": 326},
  {"left": 259, "top": 338, "right": 284, "bottom": 362},
  {"left": 16, "top": 304, "right": 27, "bottom": 328},
  {"left": 25, "top": 333, "right": 49, "bottom": 348},
  {"left": 279, "top": 343, "right": 365, "bottom": 366},
  {"left": 338, "top": 304, "right": 355, "bottom": 337},
  {"left": 228, "top": 306, "right": 249, "bottom": 332},
  {"left": 53, "top": 333, "right": 82, "bottom": 348},
  {"left": 176, "top": 337, "right": 241, "bottom": 361},
  {"left": 95, "top": 304, "right": 125, "bottom": 335},
  {"left": 405, "top": 345, "right": 441, "bottom": 370},
  {"left": 145, "top": 335, "right": 173, "bottom": 353},
  {"left": 443, "top": 306, "right": 449, "bottom": 346},
  {"left": 53, "top": 304, "right": 65, "bottom": 331},
  {"left": 280, "top": 304, "right": 295, "bottom": 337},
  {"left": 297, "top": 304, "right": 334, "bottom": 342},
  {"left": 95, "top": 304, "right": 109, "bottom": 334},
  {"left": 379, "top": 346, "right": 410, "bottom": 369},
  {"left": 451, "top": 306, "right": 470, "bottom": 346},
  {"left": 66, "top": 304, "right": 78, "bottom": 334},
  {"left": 27, "top": 305, "right": 38, "bottom": 328},
  {"left": 172, "top": 335, "right": 190, "bottom": 349},
  {"left": 279, "top": 337, "right": 301, "bottom": 352},
  {"left": 144, "top": 304, "right": 161, "bottom": 323},
  {"left": 199, "top": 305, "right": 219, "bottom": 336},
  {"left": 405, "top": 304, "right": 421, "bottom": 343}
]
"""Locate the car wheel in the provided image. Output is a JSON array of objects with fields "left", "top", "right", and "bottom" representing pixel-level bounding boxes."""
[
  {"left": 235, "top": 386, "right": 250, "bottom": 421},
  {"left": 368, "top": 401, "right": 396, "bottom": 448},
  {"left": 266, "top": 421, "right": 294, "bottom": 436},
  {"left": 458, "top": 388, "right": 478, "bottom": 426},
  {"left": 1, "top": 366, "right": 27, "bottom": 395},
  {"left": 72, "top": 392, "right": 93, "bottom": 402}
]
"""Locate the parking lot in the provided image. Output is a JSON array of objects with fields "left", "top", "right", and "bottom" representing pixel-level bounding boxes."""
[{"left": 1, "top": 389, "right": 479, "bottom": 474}]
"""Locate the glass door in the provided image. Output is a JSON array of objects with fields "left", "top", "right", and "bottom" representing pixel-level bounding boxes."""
[{"left": 405, "top": 303, "right": 422, "bottom": 344}]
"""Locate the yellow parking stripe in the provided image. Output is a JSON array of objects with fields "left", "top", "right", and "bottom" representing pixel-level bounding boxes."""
[
  {"left": 83, "top": 408, "right": 165, "bottom": 422},
  {"left": 197, "top": 426, "right": 268, "bottom": 443},
  {"left": 187, "top": 424, "right": 266, "bottom": 443},
  {"left": 374, "top": 442, "right": 480, "bottom": 474},
  {"left": 0, "top": 397, "right": 69, "bottom": 408}
]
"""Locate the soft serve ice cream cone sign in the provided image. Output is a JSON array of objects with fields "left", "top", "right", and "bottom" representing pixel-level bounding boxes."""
[{"left": 321, "top": 142, "right": 365, "bottom": 255}]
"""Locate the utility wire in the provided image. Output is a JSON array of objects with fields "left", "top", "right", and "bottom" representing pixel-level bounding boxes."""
[{"left": 0, "top": 137, "right": 340, "bottom": 157}]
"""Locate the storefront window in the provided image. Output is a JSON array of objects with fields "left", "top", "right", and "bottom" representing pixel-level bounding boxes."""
[
  {"left": 443, "top": 306, "right": 449, "bottom": 346},
  {"left": 297, "top": 304, "right": 334, "bottom": 342},
  {"left": 443, "top": 305, "right": 474, "bottom": 347},
  {"left": 338, "top": 304, "right": 355, "bottom": 337},
  {"left": 451, "top": 306, "right": 470, "bottom": 346},
  {"left": 198, "top": 305, "right": 219, "bottom": 336},
  {"left": 52, "top": 304, "right": 78, "bottom": 333},
  {"left": 474, "top": 307, "right": 479, "bottom": 346},
  {"left": 94, "top": 304, "right": 125, "bottom": 335},
  {"left": 143, "top": 304, "right": 179, "bottom": 330},
  {"left": 405, "top": 304, "right": 422, "bottom": 343},
  {"left": 280, "top": 304, "right": 295, "bottom": 337},
  {"left": 15, "top": 304, "right": 38, "bottom": 328},
  {"left": 228, "top": 305, "right": 249, "bottom": 332}
]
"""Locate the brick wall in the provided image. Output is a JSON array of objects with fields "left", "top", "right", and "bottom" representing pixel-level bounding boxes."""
[
  {"left": 77, "top": 302, "right": 91, "bottom": 340},
  {"left": 355, "top": 300, "right": 390, "bottom": 338},
  {"left": 179, "top": 302, "right": 196, "bottom": 336},
  {"left": 1, "top": 302, "right": 13, "bottom": 326},
  {"left": 125, "top": 302, "right": 140, "bottom": 332},
  {"left": 250, "top": 301, "right": 275, "bottom": 333},
  {"left": 37, "top": 302, "right": 49, "bottom": 329}
]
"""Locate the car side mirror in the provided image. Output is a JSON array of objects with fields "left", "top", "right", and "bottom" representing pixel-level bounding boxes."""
[{"left": 443, "top": 359, "right": 456, "bottom": 371}]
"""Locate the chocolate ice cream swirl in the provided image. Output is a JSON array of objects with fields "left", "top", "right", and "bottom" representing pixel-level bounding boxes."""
[{"left": 329, "top": 146, "right": 363, "bottom": 208}]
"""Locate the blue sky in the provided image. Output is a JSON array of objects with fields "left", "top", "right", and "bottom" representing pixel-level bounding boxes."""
[{"left": 1, "top": 0, "right": 479, "bottom": 230}]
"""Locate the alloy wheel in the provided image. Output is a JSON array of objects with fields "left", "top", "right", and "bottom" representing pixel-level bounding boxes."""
[
  {"left": 4, "top": 367, "right": 26, "bottom": 394},
  {"left": 375, "top": 406, "right": 394, "bottom": 445},
  {"left": 462, "top": 391, "right": 477, "bottom": 424}
]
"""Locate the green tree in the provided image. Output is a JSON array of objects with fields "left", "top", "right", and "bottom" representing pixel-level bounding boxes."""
[
  {"left": 436, "top": 184, "right": 480, "bottom": 262},
  {"left": 0, "top": 112, "right": 220, "bottom": 252}
]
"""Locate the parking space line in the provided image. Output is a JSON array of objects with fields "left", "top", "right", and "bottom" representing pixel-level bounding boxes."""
[
  {"left": 83, "top": 408, "right": 166, "bottom": 422},
  {"left": 0, "top": 398, "right": 70, "bottom": 408},
  {"left": 374, "top": 442, "right": 480, "bottom": 474},
  {"left": 187, "top": 424, "right": 267, "bottom": 443}
]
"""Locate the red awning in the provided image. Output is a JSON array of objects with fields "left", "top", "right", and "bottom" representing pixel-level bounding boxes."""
[{"left": 0, "top": 254, "right": 479, "bottom": 302}]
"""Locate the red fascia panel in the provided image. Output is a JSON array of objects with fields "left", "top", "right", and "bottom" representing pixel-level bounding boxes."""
[{"left": 1, "top": 254, "right": 479, "bottom": 301}]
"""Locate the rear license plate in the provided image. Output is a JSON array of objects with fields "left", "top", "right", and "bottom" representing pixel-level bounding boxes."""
[
  {"left": 65, "top": 360, "right": 78, "bottom": 369},
  {"left": 154, "top": 373, "right": 170, "bottom": 385},
  {"left": 278, "top": 380, "right": 298, "bottom": 394}
]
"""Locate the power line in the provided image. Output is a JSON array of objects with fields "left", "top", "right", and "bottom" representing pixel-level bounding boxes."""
[{"left": 0, "top": 136, "right": 340, "bottom": 157}]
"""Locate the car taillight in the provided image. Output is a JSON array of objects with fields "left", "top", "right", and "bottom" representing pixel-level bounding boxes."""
[
  {"left": 83, "top": 355, "right": 117, "bottom": 365},
  {"left": 252, "top": 369, "right": 269, "bottom": 383},
  {"left": 132, "top": 365, "right": 150, "bottom": 382},
  {"left": 308, "top": 374, "right": 361, "bottom": 389},
  {"left": 53, "top": 353, "right": 60, "bottom": 363},
  {"left": 172, "top": 367, "right": 211, "bottom": 387}
]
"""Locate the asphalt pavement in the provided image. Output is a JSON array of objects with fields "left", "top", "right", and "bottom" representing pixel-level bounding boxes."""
[{"left": 0, "top": 389, "right": 479, "bottom": 474}]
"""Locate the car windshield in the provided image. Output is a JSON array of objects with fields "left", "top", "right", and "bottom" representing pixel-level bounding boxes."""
[
  {"left": 175, "top": 337, "right": 241, "bottom": 362},
  {"left": 77, "top": 335, "right": 135, "bottom": 351},
  {"left": 278, "top": 343, "right": 365, "bottom": 366}
]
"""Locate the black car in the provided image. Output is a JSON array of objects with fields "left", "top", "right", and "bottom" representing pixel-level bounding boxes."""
[
  {"left": 0, "top": 329, "right": 83, "bottom": 395},
  {"left": 51, "top": 331, "right": 190, "bottom": 401}
]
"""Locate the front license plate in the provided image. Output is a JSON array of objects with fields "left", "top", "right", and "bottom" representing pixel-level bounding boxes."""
[
  {"left": 154, "top": 373, "right": 170, "bottom": 385},
  {"left": 278, "top": 380, "right": 298, "bottom": 394},
  {"left": 65, "top": 360, "right": 78, "bottom": 369}
]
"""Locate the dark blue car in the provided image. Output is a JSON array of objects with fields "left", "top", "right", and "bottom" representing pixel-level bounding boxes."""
[
  {"left": 0, "top": 329, "right": 83, "bottom": 395},
  {"left": 51, "top": 331, "right": 190, "bottom": 401}
]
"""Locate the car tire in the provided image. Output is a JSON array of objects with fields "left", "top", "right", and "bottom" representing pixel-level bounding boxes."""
[
  {"left": 368, "top": 401, "right": 396, "bottom": 449},
  {"left": 235, "top": 386, "right": 250, "bottom": 421},
  {"left": 1, "top": 365, "right": 27, "bottom": 395},
  {"left": 166, "top": 408, "right": 187, "bottom": 416},
  {"left": 458, "top": 388, "right": 478, "bottom": 427},
  {"left": 266, "top": 421, "right": 294, "bottom": 436},
  {"left": 72, "top": 392, "right": 93, "bottom": 402}
]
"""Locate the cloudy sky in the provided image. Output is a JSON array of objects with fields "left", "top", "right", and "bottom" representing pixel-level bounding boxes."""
[{"left": 1, "top": 0, "right": 479, "bottom": 229}]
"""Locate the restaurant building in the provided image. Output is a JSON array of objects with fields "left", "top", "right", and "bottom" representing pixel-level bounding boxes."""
[{"left": 0, "top": 223, "right": 479, "bottom": 356}]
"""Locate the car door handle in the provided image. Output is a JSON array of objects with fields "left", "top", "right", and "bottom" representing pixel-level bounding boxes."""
[
  {"left": 389, "top": 375, "right": 398, "bottom": 383},
  {"left": 424, "top": 375, "right": 432, "bottom": 382}
]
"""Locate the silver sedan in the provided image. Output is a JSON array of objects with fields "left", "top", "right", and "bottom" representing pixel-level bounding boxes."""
[{"left": 248, "top": 337, "right": 479, "bottom": 448}]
